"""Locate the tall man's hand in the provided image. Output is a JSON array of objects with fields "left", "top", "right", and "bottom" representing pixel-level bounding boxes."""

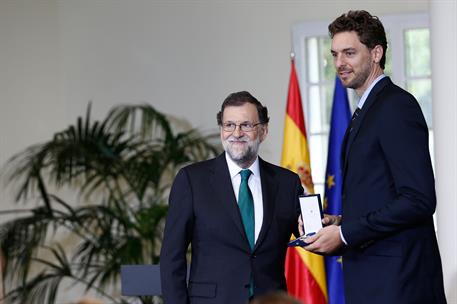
[
  {"left": 298, "top": 214, "right": 342, "bottom": 237},
  {"left": 303, "top": 225, "right": 343, "bottom": 255},
  {"left": 322, "top": 214, "right": 342, "bottom": 226}
]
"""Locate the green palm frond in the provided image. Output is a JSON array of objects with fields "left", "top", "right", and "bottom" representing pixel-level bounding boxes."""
[
  {"left": 1, "top": 194, "right": 83, "bottom": 283},
  {"left": 5, "top": 245, "right": 125, "bottom": 304},
  {"left": 0, "top": 102, "right": 221, "bottom": 303},
  {"left": 4, "top": 245, "right": 71, "bottom": 304},
  {"left": 4, "top": 105, "right": 141, "bottom": 202},
  {"left": 105, "top": 104, "right": 173, "bottom": 141}
]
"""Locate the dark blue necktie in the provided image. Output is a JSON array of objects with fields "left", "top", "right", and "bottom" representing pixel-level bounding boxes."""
[
  {"left": 343, "top": 107, "right": 362, "bottom": 158},
  {"left": 349, "top": 107, "right": 362, "bottom": 132},
  {"left": 238, "top": 169, "right": 255, "bottom": 250}
]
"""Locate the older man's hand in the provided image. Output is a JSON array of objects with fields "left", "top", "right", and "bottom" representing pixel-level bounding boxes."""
[{"left": 298, "top": 215, "right": 305, "bottom": 236}]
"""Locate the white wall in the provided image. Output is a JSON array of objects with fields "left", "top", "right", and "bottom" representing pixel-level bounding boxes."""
[
  {"left": 430, "top": 0, "right": 457, "bottom": 302},
  {"left": 1, "top": 0, "right": 429, "bottom": 169},
  {"left": 0, "top": 0, "right": 64, "bottom": 171},
  {"left": 2, "top": 0, "right": 441, "bottom": 302}
]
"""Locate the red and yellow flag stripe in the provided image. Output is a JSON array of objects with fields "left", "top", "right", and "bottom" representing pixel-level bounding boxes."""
[{"left": 282, "top": 59, "right": 328, "bottom": 304}]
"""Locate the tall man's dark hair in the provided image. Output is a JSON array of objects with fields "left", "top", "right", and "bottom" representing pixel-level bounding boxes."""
[{"left": 328, "top": 10, "right": 388, "bottom": 69}]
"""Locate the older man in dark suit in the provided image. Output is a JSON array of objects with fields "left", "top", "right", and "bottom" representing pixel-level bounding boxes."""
[
  {"left": 160, "top": 91, "right": 302, "bottom": 304},
  {"left": 303, "top": 10, "right": 446, "bottom": 304}
]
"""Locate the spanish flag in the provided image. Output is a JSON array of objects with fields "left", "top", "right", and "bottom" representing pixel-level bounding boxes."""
[{"left": 282, "top": 57, "right": 328, "bottom": 303}]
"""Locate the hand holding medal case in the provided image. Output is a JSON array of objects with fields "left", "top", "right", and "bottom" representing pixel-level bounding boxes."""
[{"left": 288, "top": 194, "right": 323, "bottom": 247}]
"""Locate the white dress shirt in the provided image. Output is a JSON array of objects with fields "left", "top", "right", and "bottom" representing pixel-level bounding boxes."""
[
  {"left": 225, "top": 153, "right": 264, "bottom": 243},
  {"left": 357, "top": 74, "right": 386, "bottom": 108}
]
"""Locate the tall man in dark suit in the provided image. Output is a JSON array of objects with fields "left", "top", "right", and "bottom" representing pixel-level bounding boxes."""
[
  {"left": 160, "top": 91, "right": 303, "bottom": 304},
  {"left": 303, "top": 10, "right": 446, "bottom": 304}
]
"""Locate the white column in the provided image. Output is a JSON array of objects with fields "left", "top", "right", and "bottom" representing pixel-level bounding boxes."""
[{"left": 430, "top": 0, "right": 457, "bottom": 302}]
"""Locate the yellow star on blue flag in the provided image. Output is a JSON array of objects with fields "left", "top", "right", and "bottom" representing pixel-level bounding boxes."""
[{"left": 327, "top": 174, "right": 335, "bottom": 189}]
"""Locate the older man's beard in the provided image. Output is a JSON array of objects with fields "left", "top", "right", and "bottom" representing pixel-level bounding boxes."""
[{"left": 222, "top": 134, "right": 261, "bottom": 167}]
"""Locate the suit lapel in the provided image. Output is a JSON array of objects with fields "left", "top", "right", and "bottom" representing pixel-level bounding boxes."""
[
  {"left": 209, "top": 154, "right": 279, "bottom": 251},
  {"left": 340, "top": 125, "right": 351, "bottom": 170},
  {"left": 342, "top": 77, "right": 392, "bottom": 174},
  {"left": 209, "top": 153, "right": 249, "bottom": 247},
  {"left": 254, "top": 158, "right": 277, "bottom": 250}
]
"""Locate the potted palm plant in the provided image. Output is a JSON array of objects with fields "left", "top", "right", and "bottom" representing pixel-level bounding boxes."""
[{"left": 0, "top": 103, "right": 220, "bottom": 304}]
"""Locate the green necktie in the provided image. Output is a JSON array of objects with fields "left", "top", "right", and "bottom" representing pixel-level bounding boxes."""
[{"left": 239, "top": 169, "right": 255, "bottom": 250}]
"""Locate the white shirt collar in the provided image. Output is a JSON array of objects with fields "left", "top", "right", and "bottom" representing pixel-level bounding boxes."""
[
  {"left": 358, "top": 74, "right": 386, "bottom": 109},
  {"left": 225, "top": 153, "right": 260, "bottom": 178}
]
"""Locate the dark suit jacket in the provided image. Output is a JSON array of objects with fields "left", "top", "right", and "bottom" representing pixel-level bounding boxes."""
[
  {"left": 341, "top": 77, "right": 446, "bottom": 304},
  {"left": 160, "top": 153, "right": 302, "bottom": 304}
]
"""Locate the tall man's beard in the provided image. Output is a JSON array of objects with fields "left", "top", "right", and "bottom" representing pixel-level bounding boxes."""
[
  {"left": 222, "top": 135, "right": 261, "bottom": 168},
  {"left": 339, "top": 60, "right": 372, "bottom": 90}
]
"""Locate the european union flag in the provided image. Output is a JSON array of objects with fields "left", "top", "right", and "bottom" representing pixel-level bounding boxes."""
[{"left": 324, "top": 76, "right": 351, "bottom": 304}]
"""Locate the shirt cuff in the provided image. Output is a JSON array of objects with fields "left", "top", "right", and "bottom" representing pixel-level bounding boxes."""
[{"left": 339, "top": 226, "right": 348, "bottom": 245}]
